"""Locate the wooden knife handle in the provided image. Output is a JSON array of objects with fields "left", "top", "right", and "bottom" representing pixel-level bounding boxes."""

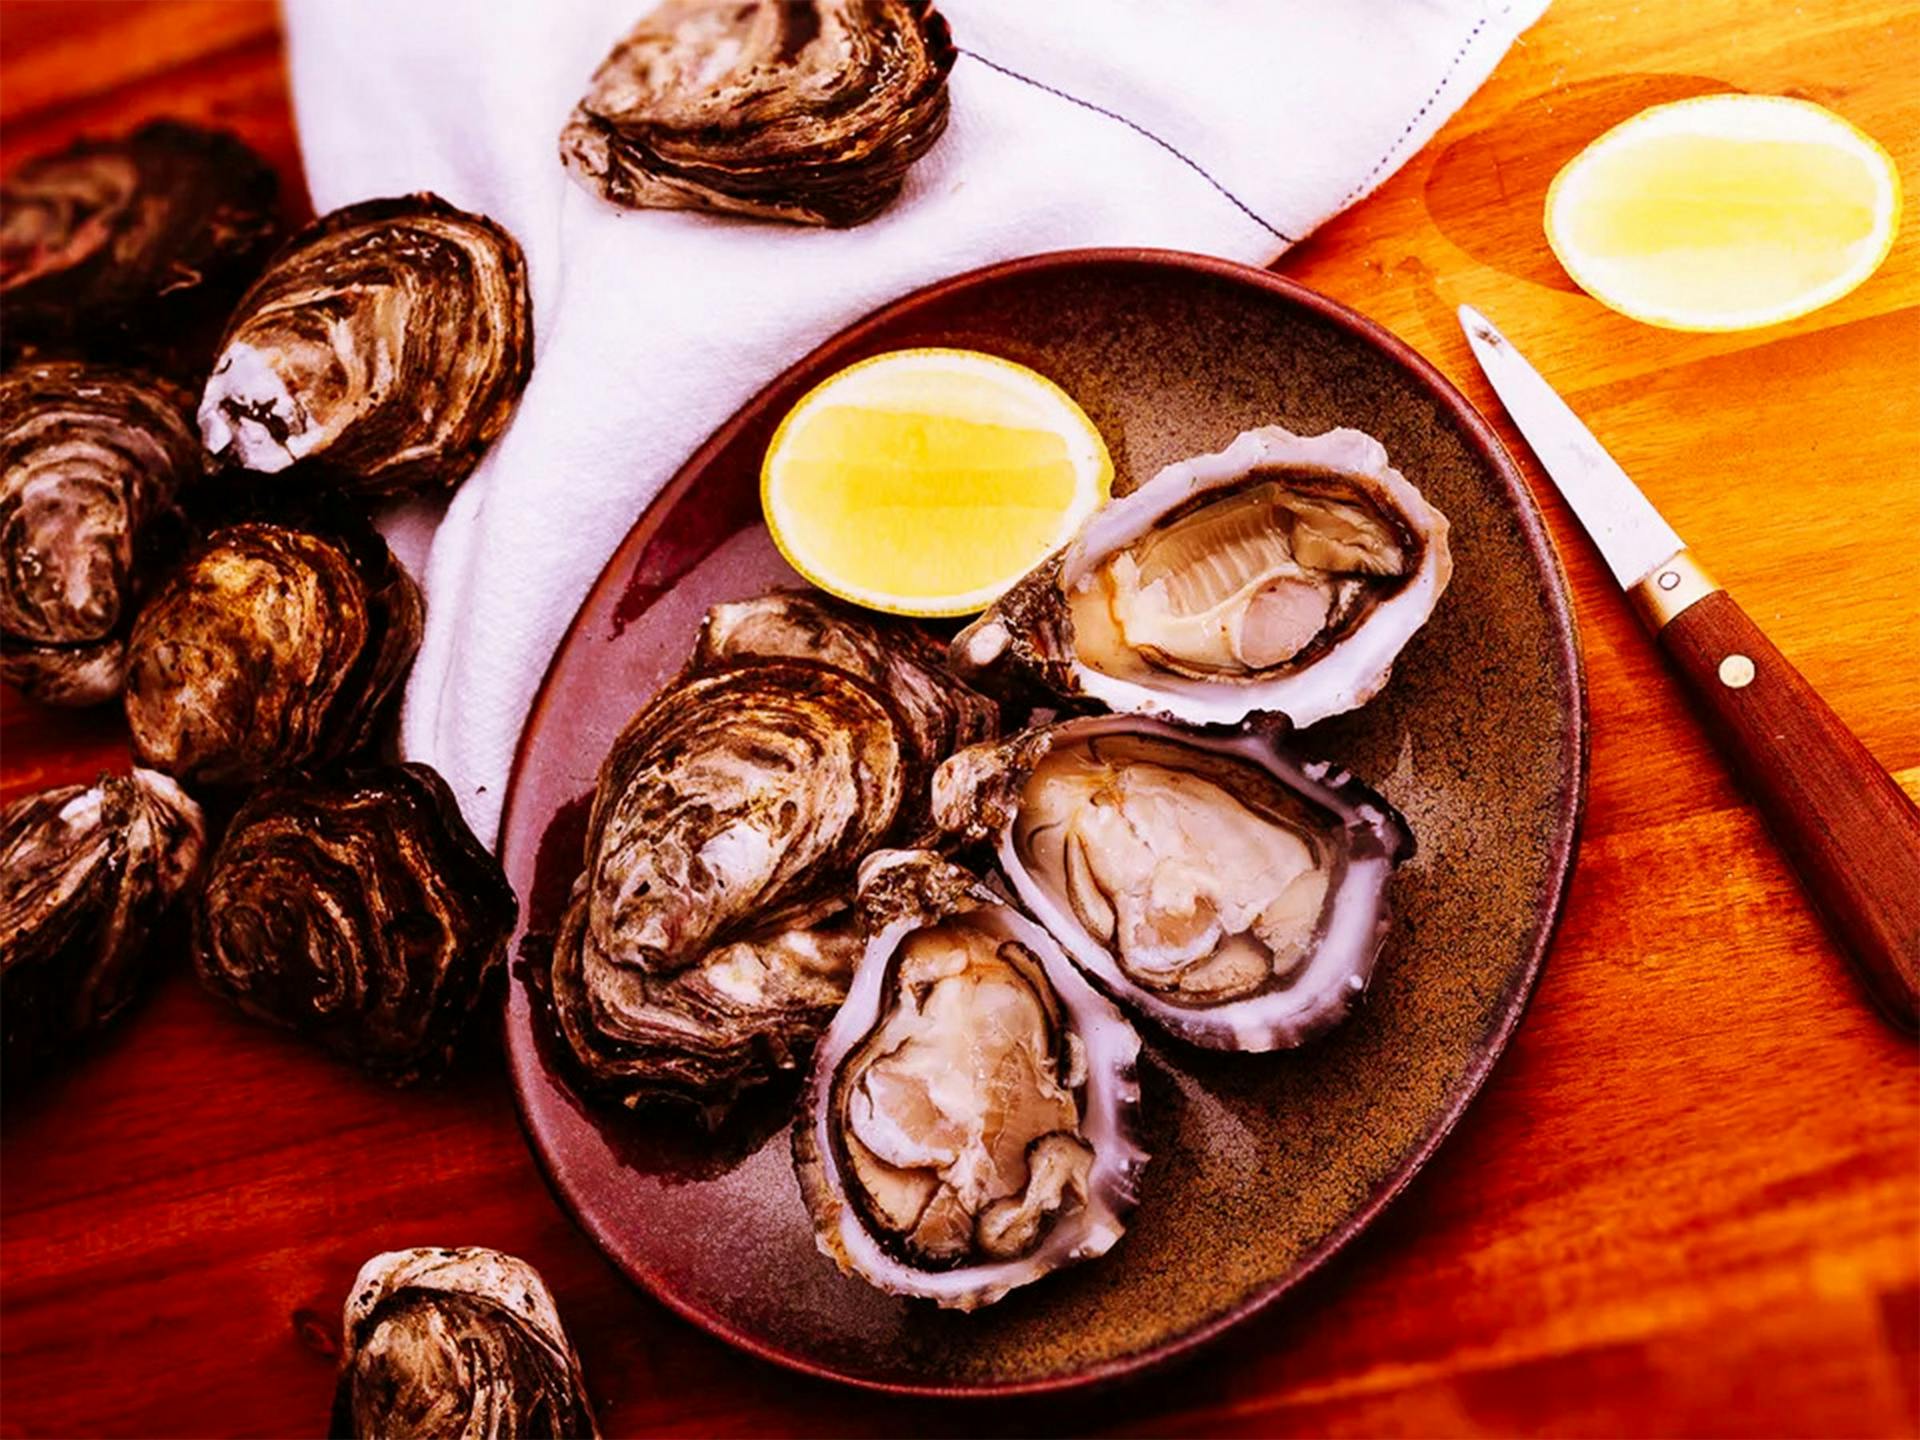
[{"left": 1642, "top": 570, "right": 1920, "bottom": 1031}]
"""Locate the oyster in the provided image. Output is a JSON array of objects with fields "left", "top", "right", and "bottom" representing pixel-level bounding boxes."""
[
  {"left": 934, "top": 715, "right": 1413, "bottom": 1050},
  {"left": 0, "top": 120, "right": 278, "bottom": 369},
  {"left": 0, "top": 768, "right": 205, "bottom": 1079},
  {"left": 124, "top": 518, "right": 423, "bottom": 786},
  {"left": 550, "top": 592, "right": 997, "bottom": 1113},
  {"left": 199, "top": 194, "right": 532, "bottom": 500},
  {"left": 0, "top": 363, "right": 198, "bottom": 706},
  {"left": 954, "top": 426, "right": 1452, "bottom": 728},
  {"left": 334, "top": 1247, "right": 599, "bottom": 1439},
  {"left": 194, "top": 763, "right": 515, "bottom": 1083},
  {"left": 795, "top": 849, "right": 1146, "bottom": 1310},
  {"left": 561, "top": 0, "right": 955, "bottom": 227}
]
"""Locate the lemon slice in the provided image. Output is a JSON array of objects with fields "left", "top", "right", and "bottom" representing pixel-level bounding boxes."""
[
  {"left": 762, "top": 348, "right": 1113, "bottom": 616},
  {"left": 1545, "top": 94, "right": 1902, "bottom": 332}
]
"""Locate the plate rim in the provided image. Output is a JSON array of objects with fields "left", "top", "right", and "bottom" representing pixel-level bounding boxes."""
[{"left": 498, "top": 246, "right": 1590, "bottom": 1399}]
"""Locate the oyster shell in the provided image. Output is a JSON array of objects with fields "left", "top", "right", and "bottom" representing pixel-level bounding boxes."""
[
  {"left": 0, "top": 120, "right": 279, "bottom": 369},
  {"left": 561, "top": 0, "right": 955, "bottom": 227},
  {"left": 934, "top": 715, "right": 1413, "bottom": 1050},
  {"left": 0, "top": 363, "right": 198, "bottom": 706},
  {"left": 549, "top": 592, "right": 997, "bottom": 1114},
  {"left": 795, "top": 849, "right": 1146, "bottom": 1310},
  {"left": 124, "top": 518, "right": 423, "bottom": 786},
  {"left": 199, "top": 194, "right": 532, "bottom": 500},
  {"left": 194, "top": 763, "right": 515, "bottom": 1083},
  {"left": 0, "top": 768, "right": 205, "bottom": 1079},
  {"left": 334, "top": 1247, "right": 599, "bottom": 1439},
  {"left": 953, "top": 426, "right": 1452, "bottom": 728}
]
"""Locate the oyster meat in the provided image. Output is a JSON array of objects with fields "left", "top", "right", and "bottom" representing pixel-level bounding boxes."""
[
  {"left": 549, "top": 592, "right": 997, "bottom": 1114},
  {"left": 561, "top": 0, "right": 955, "bottom": 227},
  {"left": 954, "top": 425, "right": 1452, "bottom": 728},
  {"left": 194, "top": 763, "right": 516, "bottom": 1083},
  {"left": 795, "top": 849, "right": 1146, "bottom": 1310},
  {"left": 934, "top": 715, "right": 1413, "bottom": 1050},
  {"left": 0, "top": 768, "right": 205, "bottom": 1079},
  {"left": 0, "top": 363, "right": 198, "bottom": 706},
  {"left": 334, "top": 1247, "right": 599, "bottom": 1439},
  {"left": 199, "top": 194, "right": 532, "bottom": 500},
  {"left": 124, "top": 518, "right": 423, "bottom": 786},
  {"left": 0, "top": 120, "right": 278, "bottom": 368}
]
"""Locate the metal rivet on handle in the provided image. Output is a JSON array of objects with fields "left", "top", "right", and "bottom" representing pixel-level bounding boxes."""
[
  {"left": 1719, "top": 654, "right": 1756, "bottom": 689},
  {"left": 1658, "top": 570, "right": 1681, "bottom": 591}
]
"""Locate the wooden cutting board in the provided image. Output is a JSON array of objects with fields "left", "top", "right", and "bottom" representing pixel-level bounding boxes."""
[{"left": 2, "top": 1, "right": 1916, "bottom": 1435}]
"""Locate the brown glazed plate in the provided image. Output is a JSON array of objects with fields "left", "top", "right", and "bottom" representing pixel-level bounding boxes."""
[{"left": 499, "top": 249, "right": 1587, "bottom": 1396}]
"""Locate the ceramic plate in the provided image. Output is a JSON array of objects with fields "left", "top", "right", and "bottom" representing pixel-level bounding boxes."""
[{"left": 499, "top": 250, "right": 1586, "bottom": 1395}]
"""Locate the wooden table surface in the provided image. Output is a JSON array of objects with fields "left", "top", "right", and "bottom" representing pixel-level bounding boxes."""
[{"left": 3, "top": 2, "right": 1917, "bottom": 1436}]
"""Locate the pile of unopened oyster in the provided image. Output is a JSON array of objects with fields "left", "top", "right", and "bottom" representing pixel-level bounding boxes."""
[
  {"left": 551, "top": 424, "right": 1452, "bottom": 1311},
  {"left": 1, "top": 122, "right": 533, "bottom": 1087}
]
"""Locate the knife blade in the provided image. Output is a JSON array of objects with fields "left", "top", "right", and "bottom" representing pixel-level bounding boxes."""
[{"left": 1458, "top": 304, "right": 1920, "bottom": 1032}]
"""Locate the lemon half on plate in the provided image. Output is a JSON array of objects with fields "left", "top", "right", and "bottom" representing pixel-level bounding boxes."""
[
  {"left": 762, "top": 348, "right": 1113, "bottom": 617},
  {"left": 1546, "top": 94, "right": 1902, "bottom": 332}
]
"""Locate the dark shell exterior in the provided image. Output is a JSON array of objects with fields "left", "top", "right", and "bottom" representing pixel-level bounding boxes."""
[
  {"left": 0, "top": 362, "right": 199, "bottom": 706},
  {"left": 0, "top": 767, "right": 205, "bottom": 1080},
  {"left": 194, "top": 762, "right": 515, "bottom": 1084},
  {"left": 198, "top": 193, "right": 532, "bottom": 500},
  {"left": 333, "top": 1247, "right": 599, "bottom": 1439},
  {"left": 0, "top": 120, "right": 279, "bottom": 371},
  {"left": 561, "top": 0, "right": 954, "bottom": 227},
  {"left": 123, "top": 518, "right": 423, "bottom": 787}
]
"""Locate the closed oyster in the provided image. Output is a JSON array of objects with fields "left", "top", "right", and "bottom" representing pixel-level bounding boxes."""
[
  {"left": 0, "top": 768, "right": 205, "bottom": 1079},
  {"left": 794, "top": 850, "right": 1146, "bottom": 1310},
  {"left": 199, "top": 194, "right": 532, "bottom": 499},
  {"left": 334, "top": 1247, "right": 599, "bottom": 1440},
  {"left": 550, "top": 593, "right": 997, "bottom": 1113},
  {"left": 0, "top": 363, "right": 197, "bottom": 706},
  {"left": 124, "top": 518, "right": 423, "bottom": 786},
  {"left": 954, "top": 426, "right": 1452, "bottom": 728},
  {"left": 0, "top": 120, "right": 278, "bottom": 368},
  {"left": 561, "top": 0, "right": 955, "bottom": 227},
  {"left": 194, "top": 763, "right": 515, "bottom": 1083},
  {"left": 934, "top": 715, "right": 1413, "bottom": 1050}
]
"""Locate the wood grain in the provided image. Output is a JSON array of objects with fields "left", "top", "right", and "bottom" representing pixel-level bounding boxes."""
[{"left": 3, "top": 1, "right": 1917, "bottom": 1436}]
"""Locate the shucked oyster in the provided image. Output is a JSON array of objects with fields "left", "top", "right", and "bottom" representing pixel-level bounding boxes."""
[
  {"left": 795, "top": 850, "right": 1146, "bottom": 1310},
  {"left": 935, "top": 715, "right": 1413, "bottom": 1050},
  {"left": 549, "top": 592, "right": 997, "bottom": 1113},
  {"left": 334, "top": 1247, "right": 599, "bottom": 1439},
  {"left": 0, "top": 363, "right": 198, "bottom": 706},
  {"left": 0, "top": 768, "right": 205, "bottom": 1079},
  {"left": 561, "top": 0, "right": 955, "bottom": 227},
  {"left": 124, "top": 518, "right": 423, "bottom": 786},
  {"left": 954, "top": 426, "right": 1452, "bottom": 729},
  {"left": 199, "top": 194, "right": 532, "bottom": 500},
  {"left": 195, "top": 764, "right": 515, "bottom": 1083},
  {"left": 0, "top": 120, "right": 278, "bottom": 368}
]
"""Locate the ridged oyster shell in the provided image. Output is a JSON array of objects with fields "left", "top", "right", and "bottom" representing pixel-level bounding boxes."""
[
  {"left": 934, "top": 715, "right": 1413, "bottom": 1050},
  {"left": 561, "top": 0, "right": 955, "bottom": 227},
  {"left": 953, "top": 425, "right": 1452, "bottom": 728}
]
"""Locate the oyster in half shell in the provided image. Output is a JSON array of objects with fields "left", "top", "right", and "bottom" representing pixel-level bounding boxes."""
[
  {"left": 0, "top": 363, "right": 198, "bottom": 706},
  {"left": 953, "top": 426, "right": 1452, "bottom": 728},
  {"left": 0, "top": 768, "right": 205, "bottom": 1079},
  {"left": 934, "top": 715, "right": 1413, "bottom": 1050},
  {"left": 199, "top": 194, "right": 532, "bottom": 499},
  {"left": 561, "top": 0, "right": 955, "bottom": 227},
  {"left": 194, "top": 763, "right": 516, "bottom": 1083},
  {"left": 795, "top": 850, "right": 1146, "bottom": 1310},
  {"left": 334, "top": 1247, "right": 599, "bottom": 1439},
  {"left": 124, "top": 518, "right": 423, "bottom": 786}
]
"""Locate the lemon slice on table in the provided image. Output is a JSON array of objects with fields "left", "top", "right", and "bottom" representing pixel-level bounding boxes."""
[
  {"left": 762, "top": 348, "right": 1113, "bottom": 617},
  {"left": 1545, "top": 94, "right": 1902, "bottom": 332}
]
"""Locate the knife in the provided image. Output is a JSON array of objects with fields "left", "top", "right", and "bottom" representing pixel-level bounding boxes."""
[{"left": 1459, "top": 305, "right": 1920, "bottom": 1032}]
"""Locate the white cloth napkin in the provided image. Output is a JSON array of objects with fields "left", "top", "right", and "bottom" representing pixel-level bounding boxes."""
[{"left": 281, "top": 0, "right": 1547, "bottom": 844}]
